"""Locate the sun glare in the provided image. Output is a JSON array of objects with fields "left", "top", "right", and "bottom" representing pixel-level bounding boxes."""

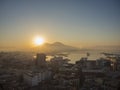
[{"left": 34, "top": 36, "right": 44, "bottom": 46}]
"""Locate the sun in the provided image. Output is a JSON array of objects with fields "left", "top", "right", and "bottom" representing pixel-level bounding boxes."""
[{"left": 33, "top": 36, "right": 44, "bottom": 46}]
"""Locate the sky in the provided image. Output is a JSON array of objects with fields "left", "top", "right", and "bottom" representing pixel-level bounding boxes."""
[{"left": 0, "top": 0, "right": 120, "bottom": 50}]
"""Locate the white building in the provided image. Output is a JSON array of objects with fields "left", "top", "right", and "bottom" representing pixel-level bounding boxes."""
[{"left": 23, "top": 70, "right": 52, "bottom": 86}]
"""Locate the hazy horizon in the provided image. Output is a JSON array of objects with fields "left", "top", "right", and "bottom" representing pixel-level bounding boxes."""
[
  {"left": 0, "top": 0, "right": 120, "bottom": 50},
  {"left": 0, "top": 41, "right": 120, "bottom": 52}
]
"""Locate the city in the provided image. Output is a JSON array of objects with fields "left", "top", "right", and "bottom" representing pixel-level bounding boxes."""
[
  {"left": 0, "top": 0, "right": 120, "bottom": 90},
  {"left": 0, "top": 51, "right": 120, "bottom": 90}
]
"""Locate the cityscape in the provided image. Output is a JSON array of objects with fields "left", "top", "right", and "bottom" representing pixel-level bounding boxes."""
[
  {"left": 0, "top": 51, "right": 120, "bottom": 90},
  {"left": 0, "top": 0, "right": 120, "bottom": 90}
]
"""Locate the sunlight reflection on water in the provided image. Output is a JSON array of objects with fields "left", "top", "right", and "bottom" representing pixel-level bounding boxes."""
[{"left": 46, "top": 50, "right": 120, "bottom": 64}]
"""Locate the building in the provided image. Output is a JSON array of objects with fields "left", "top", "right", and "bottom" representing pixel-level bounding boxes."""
[
  {"left": 23, "top": 53, "right": 52, "bottom": 86},
  {"left": 35, "top": 53, "right": 46, "bottom": 67},
  {"left": 76, "top": 58, "right": 97, "bottom": 69},
  {"left": 23, "top": 70, "right": 52, "bottom": 86}
]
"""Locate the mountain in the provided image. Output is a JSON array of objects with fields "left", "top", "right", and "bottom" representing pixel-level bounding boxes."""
[
  {"left": 33, "top": 42, "right": 80, "bottom": 53},
  {"left": 52, "top": 42, "right": 64, "bottom": 46}
]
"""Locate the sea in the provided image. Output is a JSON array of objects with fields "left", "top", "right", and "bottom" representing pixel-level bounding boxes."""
[{"left": 47, "top": 49, "right": 120, "bottom": 64}]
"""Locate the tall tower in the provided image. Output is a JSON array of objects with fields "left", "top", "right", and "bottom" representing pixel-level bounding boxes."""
[{"left": 36, "top": 53, "right": 46, "bottom": 67}]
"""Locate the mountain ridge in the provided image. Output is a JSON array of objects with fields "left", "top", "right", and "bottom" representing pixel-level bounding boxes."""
[{"left": 34, "top": 42, "right": 80, "bottom": 53}]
